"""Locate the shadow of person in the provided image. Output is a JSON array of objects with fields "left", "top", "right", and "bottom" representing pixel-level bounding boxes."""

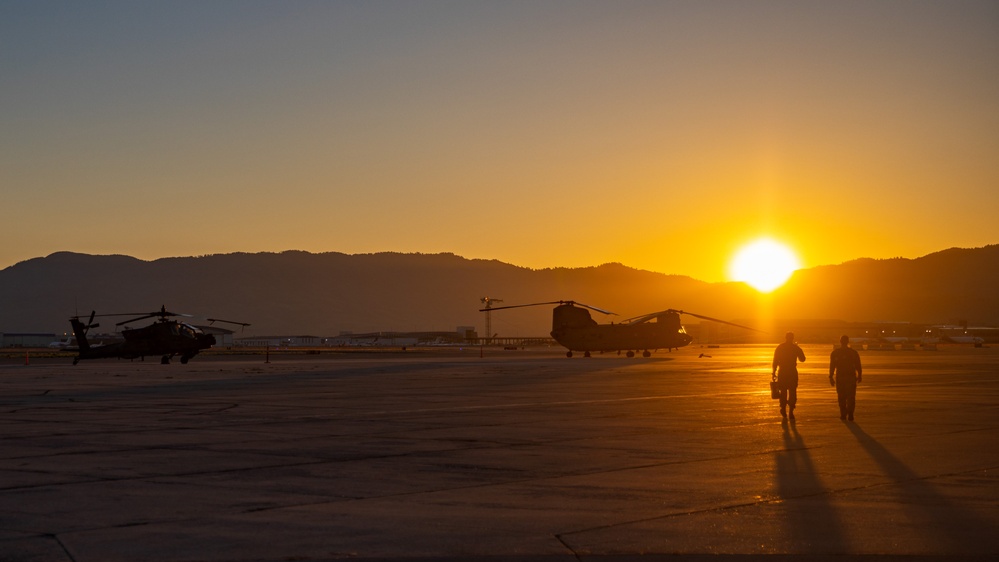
[
  {"left": 772, "top": 420, "right": 850, "bottom": 552},
  {"left": 847, "top": 422, "right": 995, "bottom": 553}
]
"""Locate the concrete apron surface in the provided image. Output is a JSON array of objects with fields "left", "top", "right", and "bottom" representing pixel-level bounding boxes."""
[{"left": 1, "top": 345, "right": 997, "bottom": 561}]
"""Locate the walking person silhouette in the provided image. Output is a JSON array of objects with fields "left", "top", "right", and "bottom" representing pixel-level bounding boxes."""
[
  {"left": 829, "top": 334, "right": 863, "bottom": 420},
  {"left": 772, "top": 331, "right": 806, "bottom": 420}
]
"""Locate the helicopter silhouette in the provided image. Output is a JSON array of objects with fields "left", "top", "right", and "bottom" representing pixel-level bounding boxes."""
[
  {"left": 480, "top": 300, "right": 761, "bottom": 358},
  {"left": 69, "top": 305, "right": 249, "bottom": 365}
]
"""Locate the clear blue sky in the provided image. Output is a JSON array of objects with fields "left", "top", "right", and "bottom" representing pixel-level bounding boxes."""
[{"left": 3, "top": 0, "right": 997, "bottom": 281}]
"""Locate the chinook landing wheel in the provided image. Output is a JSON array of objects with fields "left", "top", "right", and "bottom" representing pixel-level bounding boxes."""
[
  {"left": 161, "top": 355, "right": 171, "bottom": 365},
  {"left": 643, "top": 350, "right": 651, "bottom": 358},
  {"left": 566, "top": 351, "right": 573, "bottom": 358},
  {"left": 626, "top": 351, "right": 635, "bottom": 358}
]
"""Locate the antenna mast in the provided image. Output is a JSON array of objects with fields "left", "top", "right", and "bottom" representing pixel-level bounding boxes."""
[{"left": 480, "top": 297, "right": 503, "bottom": 344}]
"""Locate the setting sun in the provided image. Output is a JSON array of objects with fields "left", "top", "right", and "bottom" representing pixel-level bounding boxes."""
[{"left": 729, "top": 238, "right": 801, "bottom": 292}]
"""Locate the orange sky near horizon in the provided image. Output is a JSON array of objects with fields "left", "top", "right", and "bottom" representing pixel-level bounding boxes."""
[{"left": 2, "top": 2, "right": 997, "bottom": 282}]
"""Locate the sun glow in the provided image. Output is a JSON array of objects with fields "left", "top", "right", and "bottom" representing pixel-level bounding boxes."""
[{"left": 729, "top": 238, "right": 801, "bottom": 292}]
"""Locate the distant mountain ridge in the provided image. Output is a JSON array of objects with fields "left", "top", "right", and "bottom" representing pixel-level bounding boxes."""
[{"left": 1, "top": 246, "right": 997, "bottom": 335}]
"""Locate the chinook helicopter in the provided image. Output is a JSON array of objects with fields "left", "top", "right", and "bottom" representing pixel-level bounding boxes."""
[
  {"left": 480, "top": 300, "right": 760, "bottom": 358},
  {"left": 69, "top": 305, "right": 249, "bottom": 365}
]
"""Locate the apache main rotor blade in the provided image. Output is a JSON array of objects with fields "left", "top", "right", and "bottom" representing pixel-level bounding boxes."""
[
  {"left": 116, "top": 314, "right": 159, "bottom": 326},
  {"left": 93, "top": 312, "right": 150, "bottom": 318},
  {"left": 98, "top": 309, "right": 188, "bottom": 318},
  {"left": 111, "top": 308, "right": 192, "bottom": 326},
  {"left": 207, "top": 318, "right": 252, "bottom": 327}
]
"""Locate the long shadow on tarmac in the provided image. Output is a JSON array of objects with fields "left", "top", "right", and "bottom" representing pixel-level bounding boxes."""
[
  {"left": 847, "top": 422, "right": 995, "bottom": 553},
  {"left": 776, "top": 420, "right": 848, "bottom": 551}
]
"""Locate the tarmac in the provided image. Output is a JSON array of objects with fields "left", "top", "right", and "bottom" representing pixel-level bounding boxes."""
[{"left": 1, "top": 344, "right": 997, "bottom": 561}]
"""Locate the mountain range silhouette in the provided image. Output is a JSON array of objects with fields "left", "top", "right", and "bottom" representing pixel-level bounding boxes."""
[{"left": 1, "top": 245, "right": 997, "bottom": 336}]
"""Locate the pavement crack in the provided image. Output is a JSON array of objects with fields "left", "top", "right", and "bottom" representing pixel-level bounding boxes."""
[
  {"left": 52, "top": 533, "right": 78, "bottom": 562},
  {"left": 559, "top": 463, "right": 999, "bottom": 540},
  {"left": 190, "top": 403, "right": 238, "bottom": 415},
  {"left": 555, "top": 533, "right": 582, "bottom": 559}
]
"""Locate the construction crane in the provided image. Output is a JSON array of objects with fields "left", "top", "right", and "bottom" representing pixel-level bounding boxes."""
[{"left": 480, "top": 297, "right": 503, "bottom": 344}]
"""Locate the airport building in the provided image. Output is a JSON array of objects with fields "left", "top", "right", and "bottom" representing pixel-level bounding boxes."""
[
  {"left": 234, "top": 327, "right": 505, "bottom": 348},
  {"left": 197, "top": 324, "right": 238, "bottom": 347},
  {"left": 234, "top": 335, "right": 324, "bottom": 348},
  {"left": 690, "top": 319, "right": 999, "bottom": 347},
  {"left": 1, "top": 333, "right": 57, "bottom": 348}
]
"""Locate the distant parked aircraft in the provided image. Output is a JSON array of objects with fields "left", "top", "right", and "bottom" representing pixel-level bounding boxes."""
[
  {"left": 70, "top": 306, "right": 249, "bottom": 364},
  {"left": 480, "top": 300, "right": 762, "bottom": 358}
]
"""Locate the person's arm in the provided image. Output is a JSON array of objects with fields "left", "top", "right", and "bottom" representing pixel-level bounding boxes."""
[
  {"left": 856, "top": 352, "right": 862, "bottom": 384},
  {"left": 829, "top": 351, "right": 836, "bottom": 386}
]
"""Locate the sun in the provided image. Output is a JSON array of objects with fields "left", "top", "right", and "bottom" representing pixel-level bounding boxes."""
[{"left": 728, "top": 238, "right": 800, "bottom": 292}]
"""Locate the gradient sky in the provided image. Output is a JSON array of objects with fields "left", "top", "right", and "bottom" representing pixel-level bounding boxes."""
[{"left": 3, "top": 0, "right": 997, "bottom": 282}]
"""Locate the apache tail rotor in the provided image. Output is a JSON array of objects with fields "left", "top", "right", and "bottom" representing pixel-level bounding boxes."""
[{"left": 70, "top": 311, "right": 100, "bottom": 335}]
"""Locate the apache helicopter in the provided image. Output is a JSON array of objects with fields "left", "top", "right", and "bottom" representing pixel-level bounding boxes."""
[
  {"left": 480, "top": 300, "right": 760, "bottom": 358},
  {"left": 69, "top": 305, "right": 249, "bottom": 365}
]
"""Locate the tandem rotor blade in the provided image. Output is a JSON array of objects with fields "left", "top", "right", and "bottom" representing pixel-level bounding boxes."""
[
  {"left": 479, "top": 300, "right": 616, "bottom": 315},
  {"left": 478, "top": 301, "right": 563, "bottom": 312},
  {"left": 675, "top": 310, "right": 767, "bottom": 333},
  {"left": 620, "top": 309, "right": 765, "bottom": 333},
  {"left": 570, "top": 302, "right": 617, "bottom": 315}
]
